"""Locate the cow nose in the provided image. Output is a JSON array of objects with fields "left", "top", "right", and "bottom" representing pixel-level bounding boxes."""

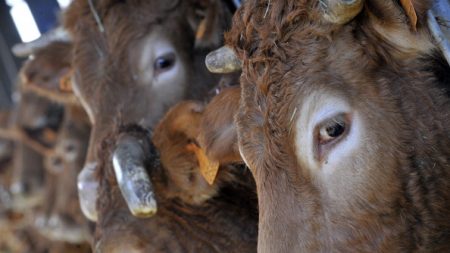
[{"left": 78, "top": 162, "right": 98, "bottom": 221}]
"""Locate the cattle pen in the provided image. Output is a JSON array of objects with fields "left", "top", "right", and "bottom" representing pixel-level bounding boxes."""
[{"left": 0, "top": 0, "right": 449, "bottom": 252}]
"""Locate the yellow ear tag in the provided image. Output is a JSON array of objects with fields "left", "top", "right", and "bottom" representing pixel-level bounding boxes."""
[
  {"left": 195, "top": 19, "right": 207, "bottom": 41},
  {"left": 400, "top": 0, "right": 418, "bottom": 31},
  {"left": 186, "top": 143, "right": 220, "bottom": 185}
]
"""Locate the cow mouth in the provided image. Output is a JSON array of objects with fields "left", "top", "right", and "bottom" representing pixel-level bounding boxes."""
[{"left": 112, "top": 133, "right": 157, "bottom": 218}]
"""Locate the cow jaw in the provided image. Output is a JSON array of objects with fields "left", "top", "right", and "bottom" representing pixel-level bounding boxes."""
[{"left": 77, "top": 162, "right": 98, "bottom": 221}]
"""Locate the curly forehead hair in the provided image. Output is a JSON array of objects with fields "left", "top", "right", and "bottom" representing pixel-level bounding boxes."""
[
  {"left": 226, "top": 0, "right": 321, "bottom": 57},
  {"left": 225, "top": 0, "right": 433, "bottom": 93},
  {"left": 224, "top": 0, "right": 335, "bottom": 95}
]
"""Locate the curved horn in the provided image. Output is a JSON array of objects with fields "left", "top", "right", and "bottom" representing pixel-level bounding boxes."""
[
  {"left": 205, "top": 46, "right": 241, "bottom": 73},
  {"left": 77, "top": 163, "right": 99, "bottom": 221},
  {"left": 12, "top": 27, "right": 71, "bottom": 57},
  {"left": 112, "top": 135, "right": 157, "bottom": 217},
  {"left": 322, "top": 0, "right": 365, "bottom": 24}
]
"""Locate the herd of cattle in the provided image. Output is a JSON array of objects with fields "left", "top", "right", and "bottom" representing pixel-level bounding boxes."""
[{"left": 0, "top": 0, "right": 449, "bottom": 252}]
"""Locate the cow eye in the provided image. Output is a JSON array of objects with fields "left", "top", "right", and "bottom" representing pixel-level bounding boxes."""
[
  {"left": 318, "top": 114, "right": 348, "bottom": 144},
  {"left": 65, "top": 143, "right": 77, "bottom": 153},
  {"left": 154, "top": 52, "right": 175, "bottom": 74}
]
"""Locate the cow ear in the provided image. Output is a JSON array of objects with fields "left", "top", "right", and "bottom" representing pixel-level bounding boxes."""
[
  {"left": 197, "top": 86, "right": 242, "bottom": 165},
  {"left": 20, "top": 63, "right": 77, "bottom": 105},
  {"left": 365, "top": 0, "right": 435, "bottom": 57},
  {"left": 187, "top": 0, "right": 232, "bottom": 49}
]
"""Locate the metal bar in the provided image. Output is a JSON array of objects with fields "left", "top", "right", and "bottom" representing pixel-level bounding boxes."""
[{"left": 428, "top": 0, "right": 450, "bottom": 65}]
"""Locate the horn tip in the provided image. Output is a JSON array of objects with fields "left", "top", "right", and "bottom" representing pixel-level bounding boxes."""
[
  {"left": 205, "top": 46, "right": 241, "bottom": 74},
  {"left": 128, "top": 198, "right": 158, "bottom": 218}
]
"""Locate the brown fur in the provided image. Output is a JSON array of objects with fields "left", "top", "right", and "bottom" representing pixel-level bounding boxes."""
[
  {"left": 94, "top": 102, "right": 257, "bottom": 253},
  {"left": 20, "top": 41, "right": 79, "bottom": 106},
  {"left": 10, "top": 91, "right": 63, "bottom": 210},
  {"left": 225, "top": 0, "right": 450, "bottom": 252},
  {"left": 198, "top": 86, "right": 242, "bottom": 164},
  {"left": 63, "top": 0, "right": 231, "bottom": 168},
  {"left": 37, "top": 105, "right": 93, "bottom": 245}
]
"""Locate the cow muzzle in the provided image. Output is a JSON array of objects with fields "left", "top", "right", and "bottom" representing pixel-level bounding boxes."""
[
  {"left": 112, "top": 135, "right": 157, "bottom": 218},
  {"left": 77, "top": 162, "right": 98, "bottom": 221}
]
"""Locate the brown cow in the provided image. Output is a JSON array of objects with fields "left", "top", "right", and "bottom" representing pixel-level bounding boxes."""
[
  {"left": 207, "top": 0, "right": 450, "bottom": 252},
  {"left": 35, "top": 105, "right": 92, "bottom": 246},
  {"left": 63, "top": 0, "right": 232, "bottom": 221},
  {"left": 15, "top": 37, "right": 93, "bottom": 249},
  {"left": 20, "top": 41, "right": 77, "bottom": 105},
  {"left": 9, "top": 90, "right": 63, "bottom": 211},
  {"left": 94, "top": 100, "right": 257, "bottom": 253}
]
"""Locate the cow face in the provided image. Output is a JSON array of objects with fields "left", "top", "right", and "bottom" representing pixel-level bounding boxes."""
[
  {"left": 10, "top": 92, "right": 63, "bottom": 211},
  {"left": 211, "top": 0, "right": 450, "bottom": 251},
  {"left": 36, "top": 106, "right": 91, "bottom": 244},
  {"left": 64, "top": 0, "right": 230, "bottom": 220},
  {"left": 20, "top": 41, "right": 77, "bottom": 105}
]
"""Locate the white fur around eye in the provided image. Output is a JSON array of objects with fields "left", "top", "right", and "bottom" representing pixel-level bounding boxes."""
[
  {"left": 137, "top": 32, "right": 186, "bottom": 105},
  {"left": 294, "top": 91, "right": 362, "bottom": 177}
]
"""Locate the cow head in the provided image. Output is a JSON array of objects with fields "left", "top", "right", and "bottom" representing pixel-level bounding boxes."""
[
  {"left": 35, "top": 106, "right": 92, "bottom": 244},
  {"left": 10, "top": 91, "right": 63, "bottom": 211},
  {"left": 209, "top": 0, "right": 450, "bottom": 251},
  {"left": 64, "top": 0, "right": 232, "bottom": 220}
]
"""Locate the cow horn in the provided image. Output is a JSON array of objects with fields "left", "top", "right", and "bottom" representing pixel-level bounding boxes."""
[
  {"left": 205, "top": 46, "right": 241, "bottom": 73},
  {"left": 12, "top": 27, "right": 72, "bottom": 57},
  {"left": 322, "top": 0, "right": 364, "bottom": 24},
  {"left": 112, "top": 135, "right": 157, "bottom": 218},
  {"left": 77, "top": 162, "right": 99, "bottom": 222}
]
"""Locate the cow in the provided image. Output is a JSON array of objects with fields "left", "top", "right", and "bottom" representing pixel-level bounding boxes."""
[
  {"left": 63, "top": 0, "right": 233, "bottom": 221},
  {"left": 35, "top": 105, "right": 93, "bottom": 246},
  {"left": 16, "top": 38, "right": 94, "bottom": 248},
  {"left": 10, "top": 36, "right": 94, "bottom": 251},
  {"left": 20, "top": 40, "right": 78, "bottom": 106},
  {"left": 94, "top": 99, "right": 257, "bottom": 253},
  {"left": 206, "top": 0, "right": 450, "bottom": 252},
  {"left": 9, "top": 90, "right": 63, "bottom": 211}
]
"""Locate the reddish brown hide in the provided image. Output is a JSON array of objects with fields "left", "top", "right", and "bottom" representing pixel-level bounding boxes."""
[
  {"left": 94, "top": 101, "right": 257, "bottom": 253},
  {"left": 9, "top": 91, "right": 63, "bottom": 211},
  {"left": 63, "top": 0, "right": 232, "bottom": 220},
  {"left": 222, "top": 0, "right": 450, "bottom": 252},
  {"left": 35, "top": 105, "right": 93, "bottom": 246}
]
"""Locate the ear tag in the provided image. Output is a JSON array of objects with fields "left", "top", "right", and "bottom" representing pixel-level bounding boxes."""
[
  {"left": 400, "top": 0, "right": 418, "bottom": 31},
  {"left": 186, "top": 143, "right": 220, "bottom": 185},
  {"left": 59, "top": 70, "right": 73, "bottom": 92},
  {"left": 195, "top": 19, "right": 208, "bottom": 41}
]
